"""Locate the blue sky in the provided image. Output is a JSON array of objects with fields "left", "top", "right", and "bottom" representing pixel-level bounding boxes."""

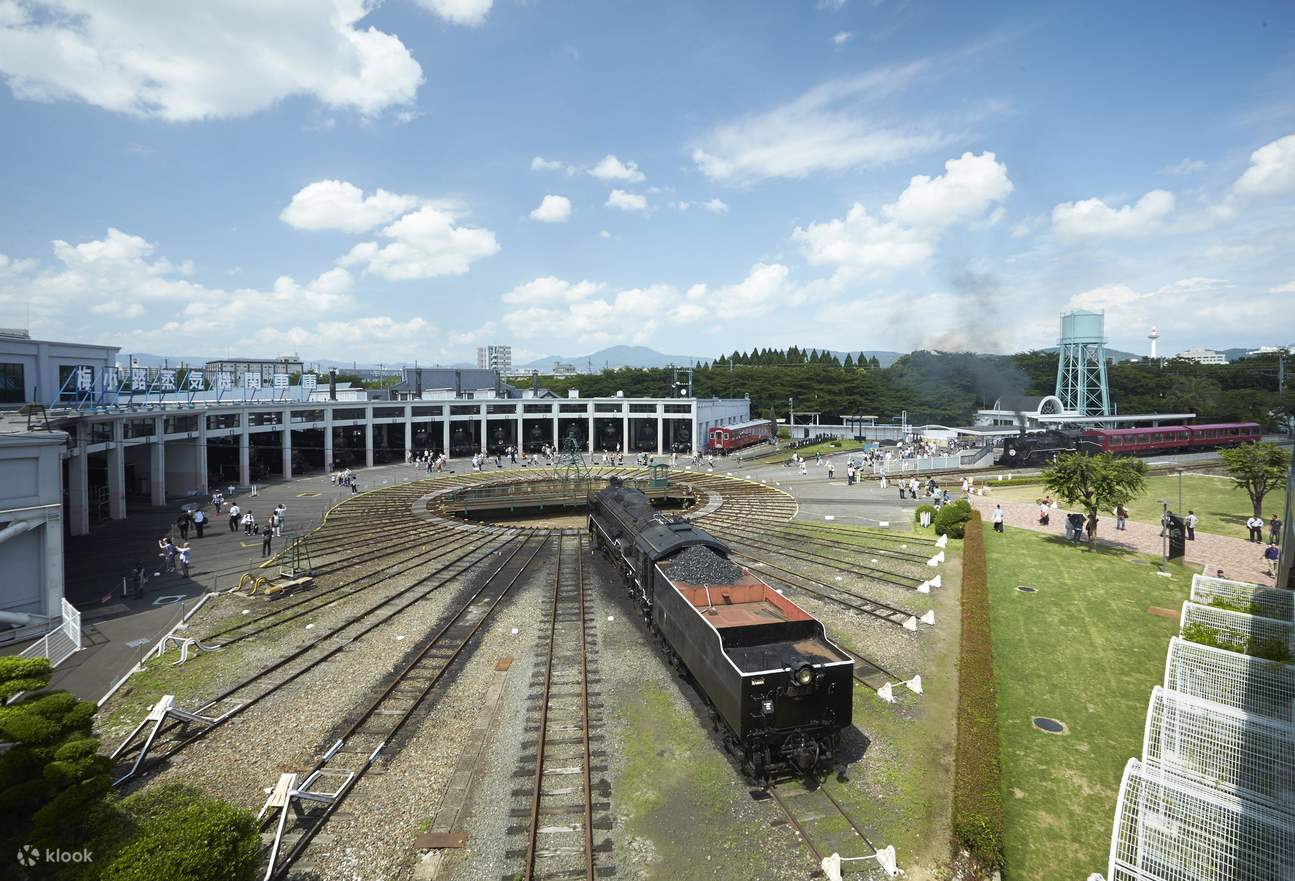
[{"left": 0, "top": 0, "right": 1293, "bottom": 365}]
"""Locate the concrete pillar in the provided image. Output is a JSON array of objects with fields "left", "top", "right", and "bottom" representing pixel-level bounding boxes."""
[
  {"left": 67, "top": 446, "right": 90, "bottom": 536},
  {"left": 404, "top": 407, "right": 413, "bottom": 462},
  {"left": 516, "top": 409, "right": 523, "bottom": 456},
  {"left": 238, "top": 416, "right": 251, "bottom": 487},
  {"left": 281, "top": 410, "right": 293, "bottom": 479},
  {"left": 587, "top": 408, "right": 594, "bottom": 454},
  {"left": 657, "top": 412, "right": 664, "bottom": 455},
  {"left": 622, "top": 411, "right": 629, "bottom": 455},
  {"left": 364, "top": 408, "right": 374, "bottom": 468},
  {"left": 107, "top": 420, "right": 126, "bottom": 520},
  {"left": 442, "top": 416, "right": 450, "bottom": 458},
  {"left": 551, "top": 412, "right": 559, "bottom": 449},
  {"left": 324, "top": 409, "right": 334, "bottom": 472},
  {"left": 150, "top": 416, "right": 166, "bottom": 506},
  {"left": 691, "top": 411, "right": 698, "bottom": 456},
  {"left": 479, "top": 405, "right": 487, "bottom": 454},
  {"left": 196, "top": 417, "right": 209, "bottom": 493}
]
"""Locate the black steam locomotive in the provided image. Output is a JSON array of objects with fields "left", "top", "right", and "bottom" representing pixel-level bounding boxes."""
[
  {"left": 996, "top": 428, "right": 1097, "bottom": 466},
  {"left": 588, "top": 480, "right": 853, "bottom": 780}
]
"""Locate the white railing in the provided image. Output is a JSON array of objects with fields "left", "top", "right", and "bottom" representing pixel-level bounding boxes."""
[
  {"left": 871, "top": 454, "right": 964, "bottom": 476},
  {"left": 18, "top": 597, "right": 82, "bottom": 669}
]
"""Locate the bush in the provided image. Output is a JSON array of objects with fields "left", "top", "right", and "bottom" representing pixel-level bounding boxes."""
[
  {"left": 934, "top": 499, "right": 973, "bottom": 538},
  {"left": 99, "top": 785, "right": 260, "bottom": 881},
  {"left": 952, "top": 513, "right": 1005, "bottom": 870},
  {"left": 914, "top": 504, "right": 937, "bottom": 526}
]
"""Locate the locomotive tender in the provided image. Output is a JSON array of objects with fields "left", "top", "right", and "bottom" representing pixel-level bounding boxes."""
[{"left": 588, "top": 480, "right": 853, "bottom": 780}]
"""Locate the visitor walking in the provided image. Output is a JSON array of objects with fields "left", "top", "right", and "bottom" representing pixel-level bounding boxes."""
[
  {"left": 827, "top": 462, "right": 835, "bottom": 480},
  {"left": 242, "top": 511, "right": 256, "bottom": 534},
  {"left": 228, "top": 502, "right": 241, "bottom": 532},
  {"left": 178, "top": 543, "right": 191, "bottom": 578},
  {"left": 262, "top": 529, "right": 273, "bottom": 558},
  {"left": 1115, "top": 504, "right": 1127, "bottom": 531},
  {"left": 1085, "top": 512, "right": 1099, "bottom": 547},
  {"left": 1270, "top": 515, "right": 1283, "bottom": 545},
  {"left": 193, "top": 508, "right": 205, "bottom": 538},
  {"left": 1246, "top": 515, "right": 1264, "bottom": 542},
  {"left": 1263, "top": 542, "right": 1280, "bottom": 577},
  {"left": 176, "top": 511, "right": 190, "bottom": 540},
  {"left": 991, "top": 504, "right": 1004, "bottom": 533},
  {"left": 1184, "top": 511, "right": 1197, "bottom": 541},
  {"left": 158, "top": 535, "right": 176, "bottom": 572}
]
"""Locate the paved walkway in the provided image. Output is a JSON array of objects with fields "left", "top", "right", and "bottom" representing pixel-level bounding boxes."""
[{"left": 969, "top": 495, "right": 1279, "bottom": 584}]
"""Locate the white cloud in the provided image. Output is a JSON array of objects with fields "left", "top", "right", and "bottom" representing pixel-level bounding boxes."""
[
  {"left": 529, "top": 194, "right": 572, "bottom": 223},
  {"left": 411, "top": 0, "right": 492, "bottom": 27},
  {"left": 794, "top": 204, "right": 933, "bottom": 278},
  {"left": 531, "top": 156, "right": 574, "bottom": 174},
  {"left": 832, "top": 31, "right": 852, "bottom": 46},
  {"left": 340, "top": 205, "right": 499, "bottom": 280},
  {"left": 1160, "top": 158, "right": 1207, "bottom": 175},
  {"left": 1051, "top": 189, "right": 1175, "bottom": 239},
  {"left": 818, "top": 0, "right": 847, "bottom": 9},
  {"left": 499, "top": 263, "right": 804, "bottom": 346},
  {"left": 1268, "top": 280, "right": 1295, "bottom": 294},
  {"left": 589, "top": 155, "right": 646, "bottom": 183},
  {"left": 606, "top": 189, "right": 648, "bottom": 212},
  {"left": 0, "top": 0, "right": 425, "bottom": 121},
  {"left": 598, "top": 229, "right": 612, "bottom": 239},
  {"left": 690, "top": 62, "right": 947, "bottom": 184},
  {"left": 1231, "top": 132, "right": 1295, "bottom": 198},
  {"left": 883, "top": 151, "right": 1013, "bottom": 227},
  {"left": 280, "top": 180, "right": 420, "bottom": 233},
  {"left": 501, "top": 277, "right": 604, "bottom": 305},
  {"left": 246, "top": 315, "right": 433, "bottom": 361},
  {"left": 703, "top": 198, "right": 729, "bottom": 215}
]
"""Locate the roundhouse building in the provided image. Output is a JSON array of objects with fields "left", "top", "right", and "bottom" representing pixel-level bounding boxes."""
[{"left": 2, "top": 338, "right": 750, "bottom": 646}]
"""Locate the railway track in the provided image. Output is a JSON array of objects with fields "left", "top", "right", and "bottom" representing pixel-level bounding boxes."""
[
  {"left": 507, "top": 533, "right": 609, "bottom": 881},
  {"left": 111, "top": 533, "right": 527, "bottom": 786},
  {"left": 765, "top": 779, "right": 898, "bottom": 878},
  {"left": 259, "top": 532, "right": 554, "bottom": 880}
]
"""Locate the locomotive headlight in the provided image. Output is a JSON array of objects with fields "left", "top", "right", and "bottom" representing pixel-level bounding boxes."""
[
  {"left": 761, "top": 699, "right": 774, "bottom": 714},
  {"left": 795, "top": 665, "right": 814, "bottom": 686}
]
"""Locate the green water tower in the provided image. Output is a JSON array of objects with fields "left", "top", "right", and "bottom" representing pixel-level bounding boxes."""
[{"left": 1055, "top": 310, "right": 1111, "bottom": 416}]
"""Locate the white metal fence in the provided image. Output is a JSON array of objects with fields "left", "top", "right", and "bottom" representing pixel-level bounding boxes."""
[
  {"left": 1163, "top": 636, "right": 1295, "bottom": 723},
  {"left": 1189, "top": 574, "right": 1295, "bottom": 621},
  {"left": 1109, "top": 757, "right": 1294, "bottom": 881},
  {"left": 1179, "top": 601, "right": 1295, "bottom": 654},
  {"left": 18, "top": 597, "right": 82, "bottom": 668},
  {"left": 1142, "top": 685, "right": 1295, "bottom": 812},
  {"left": 870, "top": 455, "right": 965, "bottom": 476}
]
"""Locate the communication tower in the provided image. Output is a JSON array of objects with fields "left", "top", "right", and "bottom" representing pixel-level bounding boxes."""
[
  {"left": 1054, "top": 310, "right": 1111, "bottom": 417},
  {"left": 1148, "top": 325, "right": 1160, "bottom": 359}
]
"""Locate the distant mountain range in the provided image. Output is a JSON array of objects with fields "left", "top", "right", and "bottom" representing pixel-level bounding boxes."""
[{"left": 517, "top": 345, "right": 709, "bottom": 370}]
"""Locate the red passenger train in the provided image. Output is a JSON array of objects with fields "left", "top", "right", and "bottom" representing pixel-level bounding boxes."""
[
  {"left": 1082, "top": 422, "right": 1263, "bottom": 455},
  {"left": 706, "top": 419, "right": 776, "bottom": 453}
]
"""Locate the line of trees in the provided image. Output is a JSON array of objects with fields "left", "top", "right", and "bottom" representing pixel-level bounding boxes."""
[
  {"left": 537, "top": 348, "right": 1293, "bottom": 429},
  {"left": 713, "top": 347, "right": 882, "bottom": 369}
]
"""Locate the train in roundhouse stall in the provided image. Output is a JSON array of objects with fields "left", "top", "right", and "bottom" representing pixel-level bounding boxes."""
[{"left": 588, "top": 479, "right": 853, "bottom": 781}]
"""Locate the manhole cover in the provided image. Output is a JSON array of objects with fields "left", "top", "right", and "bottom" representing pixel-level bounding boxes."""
[
  {"left": 1032, "top": 717, "right": 1068, "bottom": 734},
  {"left": 1017, "top": 586, "right": 1037, "bottom": 593}
]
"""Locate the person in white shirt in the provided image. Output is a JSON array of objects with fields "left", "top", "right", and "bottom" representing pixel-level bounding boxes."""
[
  {"left": 992, "top": 504, "right": 1005, "bottom": 533},
  {"left": 1184, "top": 510, "right": 1197, "bottom": 541},
  {"left": 1247, "top": 515, "right": 1264, "bottom": 542}
]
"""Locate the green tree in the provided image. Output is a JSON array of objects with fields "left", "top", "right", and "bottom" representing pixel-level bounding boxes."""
[
  {"left": 0, "top": 657, "right": 112, "bottom": 859},
  {"left": 1220, "top": 441, "right": 1291, "bottom": 517},
  {"left": 1043, "top": 452, "right": 1147, "bottom": 541},
  {"left": 842, "top": 353, "right": 855, "bottom": 369}
]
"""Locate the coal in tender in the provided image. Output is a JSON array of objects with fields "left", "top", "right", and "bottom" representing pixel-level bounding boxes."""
[{"left": 669, "top": 545, "right": 744, "bottom": 585}]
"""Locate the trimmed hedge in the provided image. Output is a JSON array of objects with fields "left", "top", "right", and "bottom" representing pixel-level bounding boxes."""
[
  {"left": 914, "top": 503, "right": 937, "bottom": 526},
  {"left": 952, "top": 512, "right": 1005, "bottom": 870},
  {"left": 934, "top": 499, "right": 973, "bottom": 538}
]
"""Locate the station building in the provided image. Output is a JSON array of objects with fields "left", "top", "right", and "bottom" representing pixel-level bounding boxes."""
[{"left": 1, "top": 336, "right": 748, "bottom": 644}]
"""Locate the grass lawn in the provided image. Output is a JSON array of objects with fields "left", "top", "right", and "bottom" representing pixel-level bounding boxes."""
[
  {"left": 742, "top": 438, "right": 869, "bottom": 462},
  {"left": 983, "top": 473, "right": 1287, "bottom": 538},
  {"left": 984, "top": 526, "right": 1191, "bottom": 879}
]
